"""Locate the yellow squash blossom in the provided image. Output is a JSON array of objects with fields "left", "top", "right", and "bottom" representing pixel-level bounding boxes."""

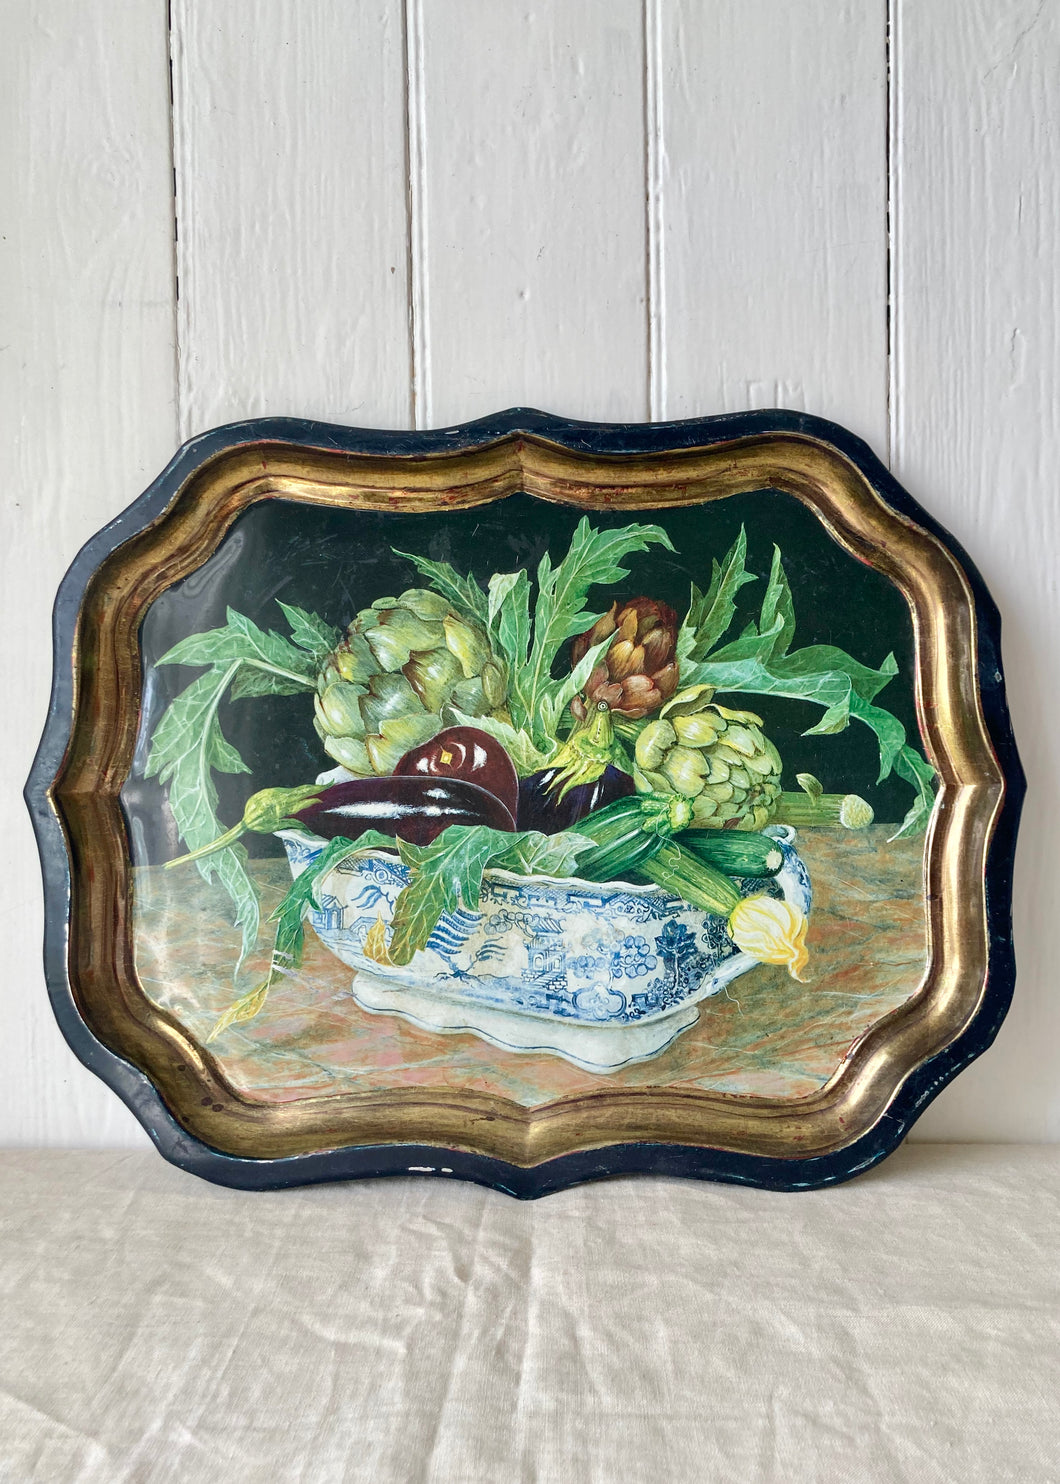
[{"left": 728, "top": 895, "right": 809, "bottom": 981}]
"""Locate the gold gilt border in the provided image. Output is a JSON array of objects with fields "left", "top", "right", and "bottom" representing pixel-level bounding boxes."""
[{"left": 51, "top": 431, "right": 1003, "bottom": 1165}]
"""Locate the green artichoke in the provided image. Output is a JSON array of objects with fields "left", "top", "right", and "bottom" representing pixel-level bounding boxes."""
[
  {"left": 634, "top": 685, "right": 783, "bottom": 830},
  {"left": 314, "top": 588, "right": 508, "bottom": 776}
]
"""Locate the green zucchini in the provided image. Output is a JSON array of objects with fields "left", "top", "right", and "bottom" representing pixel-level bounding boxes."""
[
  {"left": 677, "top": 829, "right": 783, "bottom": 879},
  {"left": 634, "top": 842, "right": 742, "bottom": 917},
  {"left": 574, "top": 793, "right": 693, "bottom": 883},
  {"left": 573, "top": 794, "right": 773, "bottom": 922}
]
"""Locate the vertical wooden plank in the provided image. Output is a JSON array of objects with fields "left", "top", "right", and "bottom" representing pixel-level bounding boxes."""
[
  {"left": 656, "top": 1, "right": 889, "bottom": 453},
  {"left": 0, "top": 1, "right": 177, "bottom": 1145},
  {"left": 415, "top": 0, "right": 649, "bottom": 428},
  {"left": 171, "top": 0, "right": 411, "bottom": 438},
  {"left": 893, "top": 2, "right": 1060, "bottom": 1141}
]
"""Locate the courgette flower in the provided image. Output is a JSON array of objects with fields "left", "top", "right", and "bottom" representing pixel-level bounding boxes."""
[{"left": 728, "top": 895, "right": 809, "bottom": 981}]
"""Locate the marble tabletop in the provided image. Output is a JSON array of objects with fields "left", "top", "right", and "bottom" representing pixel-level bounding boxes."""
[{"left": 133, "top": 825, "right": 926, "bottom": 1108}]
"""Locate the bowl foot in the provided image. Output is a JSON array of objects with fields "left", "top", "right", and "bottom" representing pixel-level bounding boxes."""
[{"left": 349, "top": 973, "right": 701, "bottom": 1074}]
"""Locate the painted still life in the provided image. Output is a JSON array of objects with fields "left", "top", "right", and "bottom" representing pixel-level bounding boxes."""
[{"left": 123, "top": 492, "right": 936, "bottom": 1102}]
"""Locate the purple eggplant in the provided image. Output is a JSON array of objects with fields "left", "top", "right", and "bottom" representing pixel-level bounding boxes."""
[
  {"left": 517, "top": 764, "right": 636, "bottom": 834},
  {"left": 394, "top": 726, "right": 519, "bottom": 823},
  {"left": 166, "top": 775, "right": 515, "bottom": 868},
  {"left": 293, "top": 776, "right": 514, "bottom": 845}
]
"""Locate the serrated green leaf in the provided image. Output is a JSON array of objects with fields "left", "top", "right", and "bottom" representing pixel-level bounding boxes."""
[
  {"left": 536, "top": 635, "right": 614, "bottom": 737},
  {"left": 676, "top": 527, "right": 757, "bottom": 664},
  {"left": 674, "top": 534, "right": 932, "bottom": 837},
  {"left": 496, "top": 830, "right": 595, "bottom": 878},
  {"left": 156, "top": 609, "right": 316, "bottom": 684},
  {"left": 890, "top": 744, "right": 937, "bottom": 838},
  {"left": 758, "top": 545, "right": 796, "bottom": 659},
  {"left": 849, "top": 695, "right": 908, "bottom": 781},
  {"left": 205, "top": 954, "right": 279, "bottom": 1042},
  {"left": 702, "top": 611, "right": 787, "bottom": 667},
  {"left": 144, "top": 663, "right": 259, "bottom": 969},
  {"left": 487, "top": 569, "right": 533, "bottom": 728},
  {"left": 388, "top": 828, "right": 501, "bottom": 964},
  {"left": 487, "top": 571, "right": 524, "bottom": 642},
  {"left": 269, "top": 830, "right": 400, "bottom": 969},
  {"left": 145, "top": 667, "right": 243, "bottom": 783},
  {"left": 523, "top": 518, "right": 674, "bottom": 749},
  {"left": 210, "top": 845, "right": 261, "bottom": 977},
  {"left": 206, "top": 991, "right": 258, "bottom": 1043},
  {"left": 146, "top": 610, "right": 319, "bottom": 967},
  {"left": 388, "top": 824, "right": 597, "bottom": 965},
  {"left": 685, "top": 644, "right": 898, "bottom": 712},
  {"left": 802, "top": 698, "right": 851, "bottom": 736},
  {"left": 233, "top": 981, "right": 270, "bottom": 1023},
  {"left": 208, "top": 830, "right": 385, "bottom": 1042},
  {"left": 223, "top": 609, "right": 319, "bottom": 678},
  {"left": 446, "top": 708, "right": 553, "bottom": 775},
  {"left": 684, "top": 648, "right": 907, "bottom": 783},
  {"left": 392, "top": 549, "right": 489, "bottom": 625},
  {"left": 535, "top": 517, "right": 676, "bottom": 650},
  {"left": 276, "top": 601, "right": 341, "bottom": 659},
  {"left": 778, "top": 645, "right": 899, "bottom": 703},
  {"left": 230, "top": 667, "right": 314, "bottom": 700}
]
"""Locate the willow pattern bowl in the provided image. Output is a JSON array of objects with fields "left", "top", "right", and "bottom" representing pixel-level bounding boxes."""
[{"left": 278, "top": 828, "right": 812, "bottom": 1074}]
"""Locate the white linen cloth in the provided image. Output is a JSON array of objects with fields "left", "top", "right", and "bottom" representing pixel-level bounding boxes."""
[{"left": 0, "top": 1144, "right": 1057, "bottom": 1483}]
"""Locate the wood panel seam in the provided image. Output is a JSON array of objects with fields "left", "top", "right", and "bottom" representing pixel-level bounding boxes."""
[
  {"left": 404, "top": 0, "right": 430, "bottom": 430},
  {"left": 643, "top": 0, "right": 665, "bottom": 422},
  {"left": 886, "top": 0, "right": 900, "bottom": 471},
  {"left": 165, "top": 0, "right": 183, "bottom": 445}
]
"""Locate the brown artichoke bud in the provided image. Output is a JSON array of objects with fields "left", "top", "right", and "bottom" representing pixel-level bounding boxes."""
[{"left": 570, "top": 597, "right": 679, "bottom": 721}]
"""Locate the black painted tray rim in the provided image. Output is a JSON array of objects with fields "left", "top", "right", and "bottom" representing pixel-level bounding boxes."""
[{"left": 25, "top": 407, "right": 1024, "bottom": 1196}]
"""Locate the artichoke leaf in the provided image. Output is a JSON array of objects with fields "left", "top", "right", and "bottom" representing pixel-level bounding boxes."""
[
  {"left": 144, "top": 664, "right": 260, "bottom": 972},
  {"left": 364, "top": 712, "right": 439, "bottom": 775},
  {"left": 676, "top": 526, "right": 757, "bottom": 665},
  {"left": 359, "top": 670, "right": 427, "bottom": 733},
  {"left": 316, "top": 681, "right": 367, "bottom": 738},
  {"left": 392, "top": 552, "right": 490, "bottom": 626},
  {"left": 364, "top": 609, "right": 445, "bottom": 672},
  {"left": 275, "top": 602, "right": 341, "bottom": 660},
  {"left": 403, "top": 645, "right": 465, "bottom": 713}
]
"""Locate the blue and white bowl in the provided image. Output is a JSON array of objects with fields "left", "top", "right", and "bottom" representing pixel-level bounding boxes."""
[{"left": 279, "top": 829, "right": 811, "bottom": 1074}]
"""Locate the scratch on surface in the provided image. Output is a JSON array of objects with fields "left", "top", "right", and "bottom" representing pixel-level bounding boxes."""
[{"left": 983, "top": 0, "right": 1047, "bottom": 82}]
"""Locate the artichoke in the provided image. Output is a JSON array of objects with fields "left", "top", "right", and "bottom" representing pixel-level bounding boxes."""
[
  {"left": 314, "top": 588, "right": 508, "bottom": 776},
  {"left": 634, "top": 685, "right": 783, "bottom": 830},
  {"left": 570, "top": 597, "right": 679, "bottom": 721}
]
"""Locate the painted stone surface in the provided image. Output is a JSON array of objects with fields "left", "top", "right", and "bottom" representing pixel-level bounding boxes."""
[{"left": 133, "top": 825, "right": 925, "bottom": 1106}]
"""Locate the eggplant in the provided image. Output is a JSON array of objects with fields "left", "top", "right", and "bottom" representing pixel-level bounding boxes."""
[
  {"left": 517, "top": 764, "right": 636, "bottom": 835},
  {"left": 166, "top": 776, "right": 515, "bottom": 867},
  {"left": 294, "top": 776, "right": 514, "bottom": 845},
  {"left": 394, "top": 726, "right": 519, "bottom": 823}
]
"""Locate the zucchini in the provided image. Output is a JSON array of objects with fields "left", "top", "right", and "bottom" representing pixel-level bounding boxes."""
[
  {"left": 677, "top": 829, "right": 783, "bottom": 879},
  {"left": 573, "top": 793, "right": 693, "bottom": 882},
  {"left": 641, "top": 846, "right": 809, "bottom": 977},
  {"left": 573, "top": 795, "right": 779, "bottom": 926},
  {"left": 634, "top": 842, "right": 742, "bottom": 917}
]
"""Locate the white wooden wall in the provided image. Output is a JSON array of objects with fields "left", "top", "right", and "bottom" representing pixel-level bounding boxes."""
[{"left": 3, "top": 1, "right": 1057, "bottom": 1147}]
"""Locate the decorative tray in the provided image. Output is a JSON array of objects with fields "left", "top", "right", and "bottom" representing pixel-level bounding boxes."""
[{"left": 26, "top": 409, "right": 1023, "bottom": 1195}]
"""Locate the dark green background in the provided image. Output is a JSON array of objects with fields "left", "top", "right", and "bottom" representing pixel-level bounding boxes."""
[{"left": 123, "top": 490, "right": 922, "bottom": 863}]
